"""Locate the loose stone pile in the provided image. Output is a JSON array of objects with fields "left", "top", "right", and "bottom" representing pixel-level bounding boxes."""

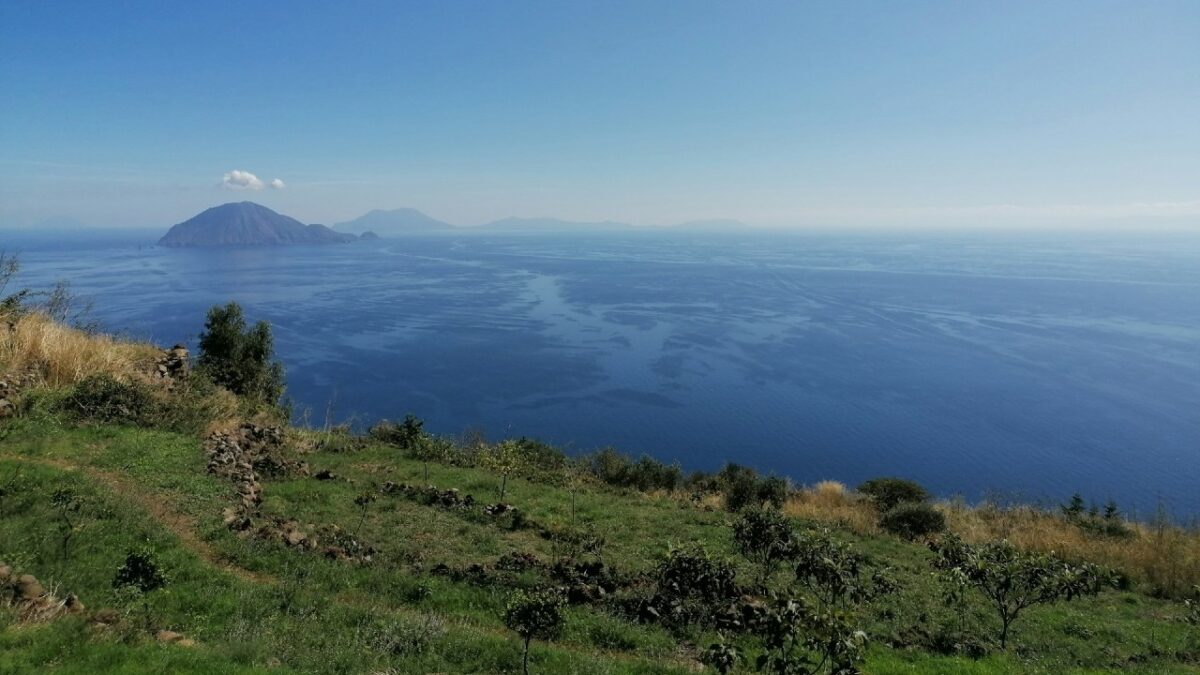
[
  {"left": 208, "top": 424, "right": 306, "bottom": 528},
  {"left": 0, "top": 562, "right": 85, "bottom": 622},
  {"left": 206, "top": 424, "right": 374, "bottom": 562},
  {"left": 0, "top": 369, "right": 40, "bottom": 419},
  {"left": 153, "top": 344, "right": 190, "bottom": 382},
  {"left": 381, "top": 481, "right": 477, "bottom": 510}
]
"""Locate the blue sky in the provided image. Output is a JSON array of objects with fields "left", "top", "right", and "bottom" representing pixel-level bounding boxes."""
[{"left": 1, "top": 1, "right": 1197, "bottom": 229}]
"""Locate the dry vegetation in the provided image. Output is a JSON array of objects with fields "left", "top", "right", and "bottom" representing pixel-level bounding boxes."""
[
  {"left": 942, "top": 500, "right": 1200, "bottom": 597},
  {"left": 0, "top": 310, "right": 159, "bottom": 387},
  {"left": 777, "top": 479, "right": 1200, "bottom": 598}
]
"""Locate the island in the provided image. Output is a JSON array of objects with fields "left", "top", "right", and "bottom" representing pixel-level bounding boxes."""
[{"left": 158, "top": 202, "right": 357, "bottom": 247}]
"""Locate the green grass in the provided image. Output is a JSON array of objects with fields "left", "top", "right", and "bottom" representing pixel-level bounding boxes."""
[{"left": 2, "top": 413, "right": 1198, "bottom": 674}]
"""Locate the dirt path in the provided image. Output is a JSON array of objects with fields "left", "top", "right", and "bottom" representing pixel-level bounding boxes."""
[{"left": 0, "top": 453, "right": 274, "bottom": 585}]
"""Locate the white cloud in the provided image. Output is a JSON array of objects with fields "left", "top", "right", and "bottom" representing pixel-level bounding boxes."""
[
  {"left": 269, "top": 178, "right": 285, "bottom": 190},
  {"left": 220, "top": 170, "right": 265, "bottom": 191}
]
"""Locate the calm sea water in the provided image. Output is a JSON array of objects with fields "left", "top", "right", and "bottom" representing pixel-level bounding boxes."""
[{"left": 7, "top": 229, "right": 1200, "bottom": 516}]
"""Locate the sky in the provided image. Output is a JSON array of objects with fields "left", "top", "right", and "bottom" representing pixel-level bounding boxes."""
[{"left": 1, "top": 0, "right": 1198, "bottom": 229}]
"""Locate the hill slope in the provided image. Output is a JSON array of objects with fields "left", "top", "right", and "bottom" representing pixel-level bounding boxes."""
[
  {"left": 1, "top": 310, "right": 1198, "bottom": 674},
  {"left": 159, "top": 202, "right": 356, "bottom": 247}
]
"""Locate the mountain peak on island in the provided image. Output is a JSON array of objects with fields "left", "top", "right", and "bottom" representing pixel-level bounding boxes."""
[
  {"left": 159, "top": 202, "right": 356, "bottom": 247},
  {"left": 334, "top": 207, "right": 452, "bottom": 234}
]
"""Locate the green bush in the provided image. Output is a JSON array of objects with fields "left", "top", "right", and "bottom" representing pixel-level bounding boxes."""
[
  {"left": 584, "top": 448, "right": 681, "bottom": 492},
  {"left": 59, "top": 372, "right": 229, "bottom": 435},
  {"left": 196, "top": 302, "right": 285, "bottom": 407},
  {"left": 732, "top": 508, "right": 797, "bottom": 585},
  {"left": 61, "top": 374, "right": 158, "bottom": 426},
  {"left": 880, "top": 502, "right": 946, "bottom": 539},
  {"left": 858, "top": 477, "right": 930, "bottom": 511},
  {"left": 718, "top": 464, "right": 788, "bottom": 511},
  {"left": 650, "top": 544, "right": 741, "bottom": 628}
]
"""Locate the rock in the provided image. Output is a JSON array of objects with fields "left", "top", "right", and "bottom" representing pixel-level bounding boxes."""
[
  {"left": 0, "top": 564, "right": 12, "bottom": 582},
  {"left": 17, "top": 574, "right": 44, "bottom": 600},
  {"left": 64, "top": 594, "right": 86, "bottom": 613},
  {"left": 153, "top": 345, "right": 190, "bottom": 381},
  {"left": 93, "top": 608, "right": 120, "bottom": 624},
  {"left": 176, "top": 638, "right": 197, "bottom": 648},
  {"left": 285, "top": 530, "right": 306, "bottom": 547},
  {"left": 156, "top": 630, "right": 184, "bottom": 643}
]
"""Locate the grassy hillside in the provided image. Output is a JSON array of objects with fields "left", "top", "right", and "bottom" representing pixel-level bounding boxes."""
[{"left": 2, "top": 309, "right": 1199, "bottom": 674}]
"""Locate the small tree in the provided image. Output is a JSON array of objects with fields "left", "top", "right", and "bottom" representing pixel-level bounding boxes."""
[
  {"left": 51, "top": 488, "right": 83, "bottom": 560},
  {"left": 756, "top": 595, "right": 868, "bottom": 675},
  {"left": 197, "top": 302, "right": 285, "bottom": 406},
  {"left": 504, "top": 588, "right": 565, "bottom": 675},
  {"left": 481, "top": 440, "right": 526, "bottom": 502},
  {"left": 563, "top": 460, "right": 587, "bottom": 527},
  {"left": 0, "top": 251, "right": 27, "bottom": 313},
  {"left": 792, "top": 528, "right": 891, "bottom": 608},
  {"left": 353, "top": 490, "right": 377, "bottom": 537},
  {"left": 113, "top": 549, "right": 167, "bottom": 631},
  {"left": 410, "top": 437, "right": 451, "bottom": 484},
  {"left": 931, "top": 534, "right": 1110, "bottom": 649},
  {"left": 1061, "top": 493, "right": 1086, "bottom": 520},
  {"left": 732, "top": 508, "right": 797, "bottom": 586}
]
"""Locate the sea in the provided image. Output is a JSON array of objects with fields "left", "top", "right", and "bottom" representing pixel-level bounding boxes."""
[{"left": 5, "top": 228, "right": 1199, "bottom": 518}]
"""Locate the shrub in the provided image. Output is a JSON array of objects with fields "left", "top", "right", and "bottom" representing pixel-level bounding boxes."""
[
  {"left": 732, "top": 508, "right": 798, "bottom": 586},
  {"left": 113, "top": 549, "right": 167, "bottom": 594},
  {"left": 931, "top": 534, "right": 1112, "bottom": 648},
  {"left": 650, "top": 545, "right": 740, "bottom": 628},
  {"left": 61, "top": 374, "right": 158, "bottom": 426},
  {"left": 701, "top": 639, "right": 741, "bottom": 674},
  {"left": 757, "top": 595, "right": 868, "bottom": 675},
  {"left": 514, "top": 437, "right": 569, "bottom": 476},
  {"left": 1060, "top": 495, "right": 1133, "bottom": 539},
  {"left": 196, "top": 302, "right": 285, "bottom": 406},
  {"left": 113, "top": 548, "right": 167, "bottom": 632},
  {"left": 880, "top": 502, "right": 946, "bottom": 539},
  {"left": 793, "top": 528, "right": 893, "bottom": 607},
  {"left": 584, "top": 448, "right": 680, "bottom": 492},
  {"left": 372, "top": 413, "right": 425, "bottom": 449},
  {"left": 504, "top": 588, "right": 566, "bottom": 675},
  {"left": 718, "top": 464, "right": 789, "bottom": 511},
  {"left": 857, "top": 477, "right": 929, "bottom": 511},
  {"left": 1183, "top": 585, "right": 1199, "bottom": 626}
]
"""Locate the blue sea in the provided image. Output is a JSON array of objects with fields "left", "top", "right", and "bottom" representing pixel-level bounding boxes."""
[{"left": 6, "top": 228, "right": 1200, "bottom": 517}]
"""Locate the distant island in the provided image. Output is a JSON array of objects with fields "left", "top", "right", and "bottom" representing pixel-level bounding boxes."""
[
  {"left": 333, "top": 207, "right": 453, "bottom": 234},
  {"left": 159, "top": 202, "right": 359, "bottom": 247},
  {"left": 156, "top": 201, "right": 752, "bottom": 246}
]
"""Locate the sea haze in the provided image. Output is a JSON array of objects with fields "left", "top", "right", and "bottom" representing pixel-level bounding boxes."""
[{"left": 9, "top": 229, "right": 1200, "bottom": 517}]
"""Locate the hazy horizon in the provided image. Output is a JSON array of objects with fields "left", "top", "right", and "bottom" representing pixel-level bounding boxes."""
[{"left": 2, "top": 1, "right": 1198, "bottom": 231}]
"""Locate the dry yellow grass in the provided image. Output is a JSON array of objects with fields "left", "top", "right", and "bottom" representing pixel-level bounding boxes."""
[
  {"left": 775, "top": 482, "right": 1199, "bottom": 597},
  {"left": 941, "top": 500, "right": 1200, "bottom": 597},
  {"left": 0, "top": 311, "right": 159, "bottom": 386},
  {"left": 784, "top": 480, "right": 879, "bottom": 534}
]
